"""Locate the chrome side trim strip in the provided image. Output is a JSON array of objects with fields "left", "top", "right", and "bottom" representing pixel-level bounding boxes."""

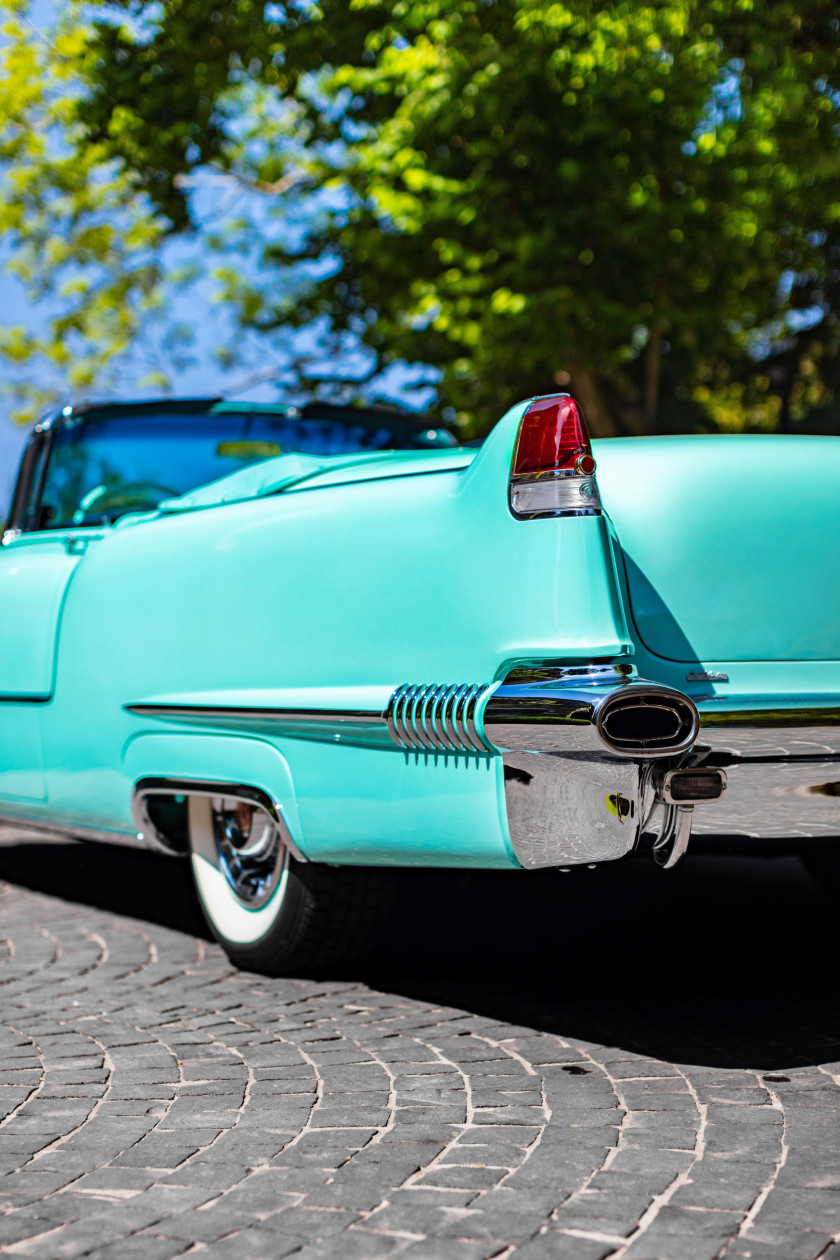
[
  {"left": 454, "top": 686, "right": 473, "bottom": 752},
  {"left": 429, "top": 684, "right": 449, "bottom": 749},
  {"left": 441, "top": 687, "right": 458, "bottom": 746},
  {"left": 127, "top": 703, "right": 383, "bottom": 726},
  {"left": 465, "top": 685, "right": 490, "bottom": 753},
  {"left": 398, "top": 685, "right": 422, "bottom": 750},
  {"left": 698, "top": 697, "right": 840, "bottom": 730},
  {"left": 385, "top": 683, "right": 408, "bottom": 747},
  {"left": 125, "top": 702, "right": 392, "bottom": 749},
  {"left": 412, "top": 684, "right": 436, "bottom": 751}
]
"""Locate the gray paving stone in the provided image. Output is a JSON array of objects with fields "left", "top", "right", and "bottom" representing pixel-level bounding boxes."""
[
  {"left": 727, "top": 1246, "right": 833, "bottom": 1260},
  {"left": 641, "top": 1204, "right": 745, "bottom": 1237},
  {"left": 624, "top": 1232, "right": 728, "bottom": 1259},
  {"left": 86, "top": 1237, "right": 190, "bottom": 1259},
  {"left": 417, "top": 1164, "right": 508, "bottom": 1190},
  {"left": 291, "top": 1229, "right": 404, "bottom": 1257},
  {"left": 2, "top": 872, "right": 840, "bottom": 1258},
  {"left": 189, "top": 1225, "right": 308, "bottom": 1257},
  {"left": 515, "top": 1231, "right": 614, "bottom": 1259},
  {"left": 400, "top": 1240, "right": 506, "bottom": 1259}
]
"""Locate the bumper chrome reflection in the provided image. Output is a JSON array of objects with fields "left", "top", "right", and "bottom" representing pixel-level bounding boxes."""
[
  {"left": 487, "top": 665, "right": 702, "bottom": 869},
  {"left": 681, "top": 696, "right": 840, "bottom": 843}
]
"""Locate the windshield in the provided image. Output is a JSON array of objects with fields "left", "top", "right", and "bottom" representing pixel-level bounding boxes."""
[{"left": 37, "top": 408, "right": 452, "bottom": 529}]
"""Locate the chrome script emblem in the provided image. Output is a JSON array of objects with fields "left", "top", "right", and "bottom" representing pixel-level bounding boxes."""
[{"left": 686, "top": 670, "right": 729, "bottom": 683}]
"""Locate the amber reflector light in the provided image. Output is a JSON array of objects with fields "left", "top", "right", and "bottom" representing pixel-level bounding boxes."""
[{"left": 513, "top": 395, "right": 594, "bottom": 476}]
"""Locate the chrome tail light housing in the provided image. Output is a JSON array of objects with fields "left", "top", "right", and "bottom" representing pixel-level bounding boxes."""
[{"left": 509, "top": 393, "right": 602, "bottom": 518}]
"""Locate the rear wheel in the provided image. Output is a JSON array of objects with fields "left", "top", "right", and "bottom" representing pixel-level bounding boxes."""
[{"left": 188, "top": 794, "right": 393, "bottom": 973}]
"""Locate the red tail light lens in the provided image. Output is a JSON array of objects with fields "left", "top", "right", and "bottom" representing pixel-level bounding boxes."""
[
  {"left": 513, "top": 395, "right": 594, "bottom": 476},
  {"left": 509, "top": 393, "right": 601, "bottom": 519}
]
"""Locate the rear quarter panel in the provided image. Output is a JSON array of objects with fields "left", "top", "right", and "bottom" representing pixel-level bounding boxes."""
[{"left": 34, "top": 403, "right": 630, "bottom": 863}]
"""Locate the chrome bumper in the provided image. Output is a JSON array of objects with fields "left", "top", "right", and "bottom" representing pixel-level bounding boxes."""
[
  {"left": 485, "top": 665, "right": 701, "bottom": 869},
  {"left": 690, "top": 698, "right": 840, "bottom": 842},
  {"left": 500, "top": 750, "right": 652, "bottom": 868},
  {"left": 491, "top": 676, "right": 840, "bottom": 869}
]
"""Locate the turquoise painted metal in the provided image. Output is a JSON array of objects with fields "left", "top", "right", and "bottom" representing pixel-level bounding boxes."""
[
  {"left": 0, "top": 402, "right": 838, "bottom": 868},
  {"left": 594, "top": 434, "right": 840, "bottom": 665}
]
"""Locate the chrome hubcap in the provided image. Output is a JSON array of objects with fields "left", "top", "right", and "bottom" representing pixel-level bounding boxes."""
[{"left": 211, "top": 797, "right": 287, "bottom": 908}]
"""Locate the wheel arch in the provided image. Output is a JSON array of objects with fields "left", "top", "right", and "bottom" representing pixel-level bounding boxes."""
[{"left": 122, "top": 732, "right": 307, "bottom": 859}]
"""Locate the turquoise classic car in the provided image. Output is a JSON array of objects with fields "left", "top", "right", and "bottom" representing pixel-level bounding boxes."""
[{"left": 1, "top": 393, "right": 838, "bottom": 972}]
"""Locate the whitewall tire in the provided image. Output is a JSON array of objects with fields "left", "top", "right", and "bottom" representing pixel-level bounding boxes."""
[{"left": 186, "top": 792, "right": 395, "bottom": 974}]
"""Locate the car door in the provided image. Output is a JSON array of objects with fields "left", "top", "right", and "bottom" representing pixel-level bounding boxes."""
[{"left": 0, "top": 427, "right": 96, "bottom": 800}]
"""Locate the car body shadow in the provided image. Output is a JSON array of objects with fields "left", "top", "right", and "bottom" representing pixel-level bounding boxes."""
[
  {"left": 366, "top": 856, "right": 840, "bottom": 1072},
  {"left": 0, "top": 840, "right": 836, "bottom": 1072},
  {"left": 0, "top": 839, "right": 212, "bottom": 939}
]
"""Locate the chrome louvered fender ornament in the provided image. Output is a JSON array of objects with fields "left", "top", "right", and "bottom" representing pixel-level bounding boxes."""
[
  {"left": 384, "top": 667, "right": 700, "bottom": 760},
  {"left": 385, "top": 682, "right": 493, "bottom": 754}
]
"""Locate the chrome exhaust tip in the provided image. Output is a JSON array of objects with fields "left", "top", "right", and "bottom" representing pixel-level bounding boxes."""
[
  {"left": 596, "top": 689, "right": 699, "bottom": 758},
  {"left": 482, "top": 668, "right": 700, "bottom": 759}
]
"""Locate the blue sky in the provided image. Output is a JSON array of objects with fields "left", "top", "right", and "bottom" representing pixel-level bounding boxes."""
[{"left": 0, "top": 422, "right": 26, "bottom": 517}]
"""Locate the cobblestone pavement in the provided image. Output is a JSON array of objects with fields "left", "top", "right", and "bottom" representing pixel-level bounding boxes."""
[{"left": 1, "top": 843, "right": 840, "bottom": 1259}]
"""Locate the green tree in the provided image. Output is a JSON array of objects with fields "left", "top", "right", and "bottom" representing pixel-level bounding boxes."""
[
  {"left": 3, "top": 0, "right": 840, "bottom": 434},
  {"left": 0, "top": 1, "right": 177, "bottom": 421}
]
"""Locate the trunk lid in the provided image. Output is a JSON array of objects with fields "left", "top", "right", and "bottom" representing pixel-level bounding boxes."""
[{"left": 593, "top": 434, "right": 840, "bottom": 663}]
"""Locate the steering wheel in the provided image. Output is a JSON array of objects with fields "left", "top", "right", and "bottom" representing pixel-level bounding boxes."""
[{"left": 74, "top": 481, "right": 179, "bottom": 522}]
